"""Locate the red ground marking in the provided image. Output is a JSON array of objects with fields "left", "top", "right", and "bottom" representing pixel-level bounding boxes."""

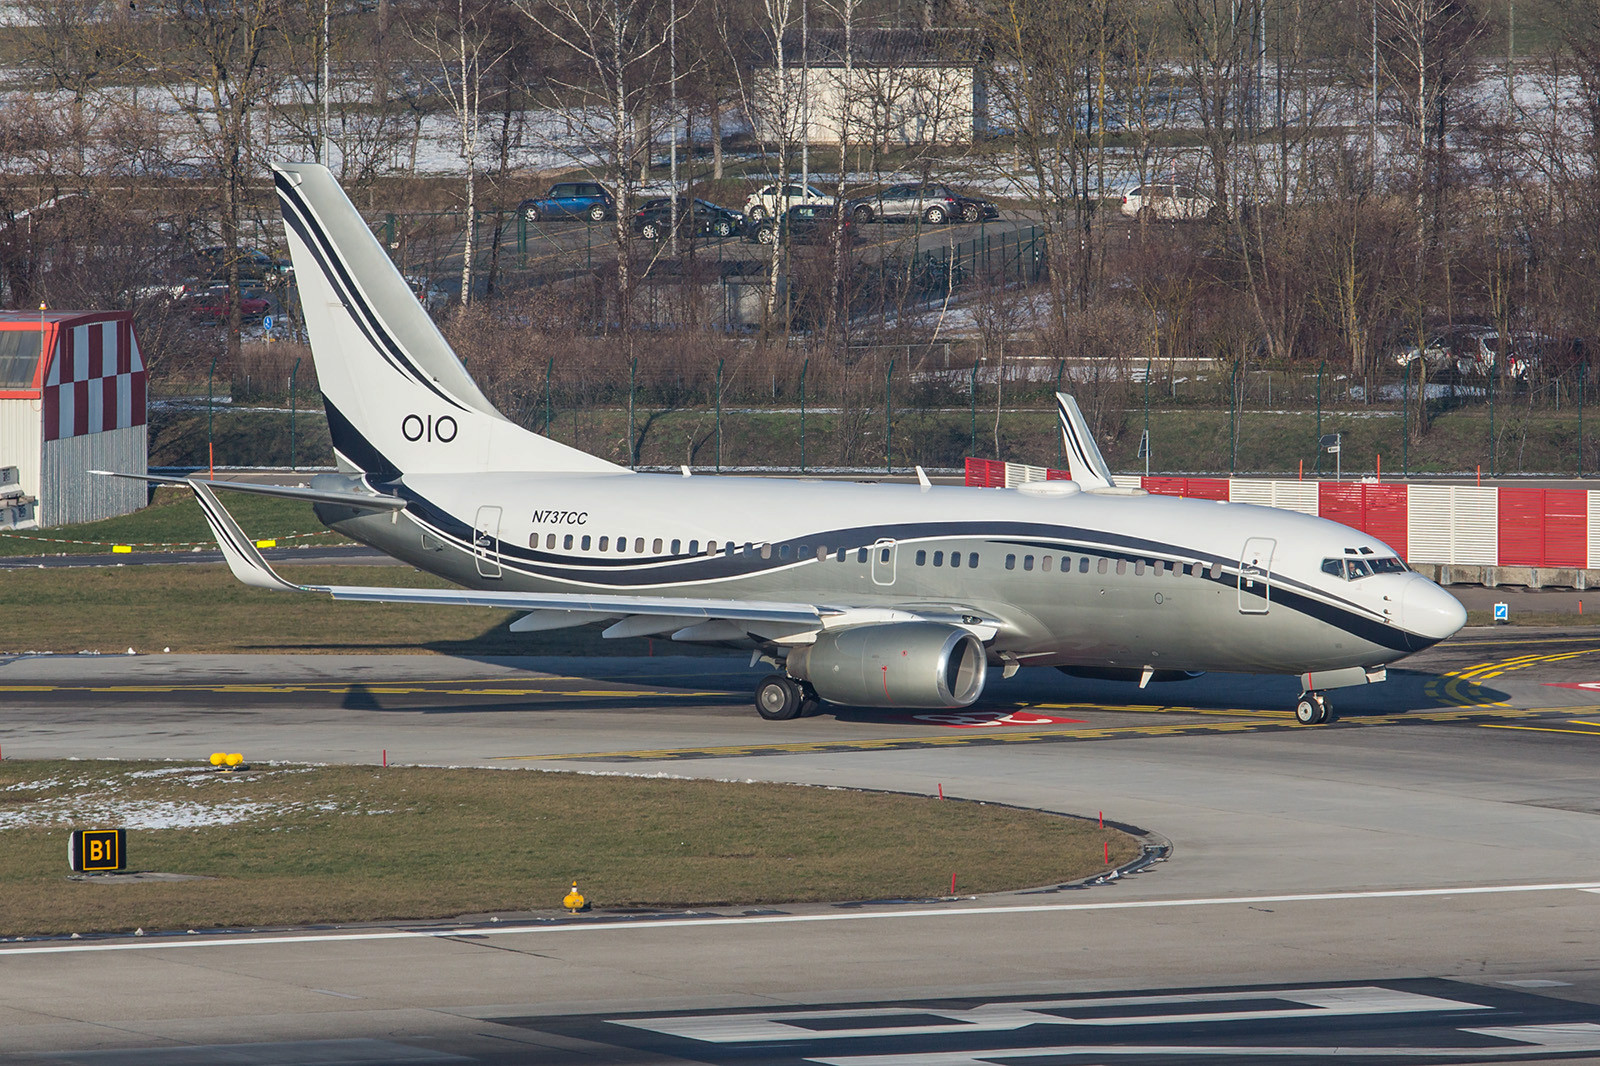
[{"left": 1541, "top": 682, "right": 1600, "bottom": 691}]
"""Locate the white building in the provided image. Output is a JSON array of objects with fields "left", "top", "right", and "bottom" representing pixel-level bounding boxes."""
[
  {"left": 751, "top": 29, "right": 987, "bottom": 148},
  {"left": 0, "top": 310, "right": 148, "bottom": 529}
]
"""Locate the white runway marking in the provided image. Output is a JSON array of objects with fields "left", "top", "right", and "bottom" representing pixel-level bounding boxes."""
[
  {"left": 4, "top": 881, "right": 1599, "bottom": 957},
  {"left": 804, "top": 1024, "right": 1600, "bottom": 1064},
  {"left": 615, "top": 987, "right": 1490, "bottom": 1042}
]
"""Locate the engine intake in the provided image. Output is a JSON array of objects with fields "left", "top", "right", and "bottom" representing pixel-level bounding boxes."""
[{"left": 786, "top": 622, "right": 987, "bottom": 708}]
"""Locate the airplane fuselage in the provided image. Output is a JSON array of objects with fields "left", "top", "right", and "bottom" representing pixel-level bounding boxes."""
[{"left": 321, "top": 470, "right": 1461, "bottom": 677}]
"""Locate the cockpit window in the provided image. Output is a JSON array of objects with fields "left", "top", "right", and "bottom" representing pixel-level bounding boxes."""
[{"left": 1323, "top": 555, "right": 1406, "bottom": 579}]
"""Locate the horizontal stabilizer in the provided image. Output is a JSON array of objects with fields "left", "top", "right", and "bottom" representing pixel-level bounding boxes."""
[{"left": 92, "top": 471, "right": 406, "bottom": 512}]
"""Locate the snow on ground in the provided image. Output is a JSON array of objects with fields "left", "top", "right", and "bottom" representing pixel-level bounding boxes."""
[{"left": 0, "top": 768, "right": 387, "bottom": 830}]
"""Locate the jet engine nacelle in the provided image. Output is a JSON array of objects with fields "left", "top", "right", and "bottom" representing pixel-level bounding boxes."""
[{"left": 786, "top": 622, "right": 988, "bottom": 708}]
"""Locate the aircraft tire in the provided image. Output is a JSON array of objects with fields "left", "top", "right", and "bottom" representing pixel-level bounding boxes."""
[
  {"left": 1295, "top": 694, "right": 1320, "bottom": 725},
  {"left": 797, "top": 684, "right": 824, "bottom": 717},
  {"left": 756, "top": 674, "right": 803, "bottom": 721}
]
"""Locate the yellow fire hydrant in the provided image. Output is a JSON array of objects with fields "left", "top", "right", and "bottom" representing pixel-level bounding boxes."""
[{"left": 563, "top": 881, "right": 587, "bottom": 913}]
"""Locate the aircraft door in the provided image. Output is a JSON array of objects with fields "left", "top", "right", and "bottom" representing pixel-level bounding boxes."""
[
  {"left": 1238, "top": 537, "right": 1274, "bottom": 614},
  {"left": 473, "top": 505, "right": 503, "bottom": 579},
  {"left": 871, "top": 538, "right": 897, "bottom": 586}
]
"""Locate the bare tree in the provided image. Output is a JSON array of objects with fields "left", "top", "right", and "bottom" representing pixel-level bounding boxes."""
[
  {"left": 274, "top": 0, "right": 412, "bottom": 186},
  {"left": 1374, "top": 0, "right": 1485, "bottom": 236},
  {"left": 129, "top": 0, "right": 284, "bottom": 366},
  {"left": 1172, "top": 0, "right": 1261, "bottom": 218},
  {"left": 518, "top": 0, "right": 684, "bottom": 351},
  {"left": 409, "top": 0, "right": 512, "bottom": 311}
]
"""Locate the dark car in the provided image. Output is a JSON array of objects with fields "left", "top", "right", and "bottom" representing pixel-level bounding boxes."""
[
  {"left": 949, "top": 189, "right": 1000, "bottom": 223},
  {"left": 517, "top": 181, "right": 615, "bottom": 223},
  {"left": 844, "top": 183, "right": 962, "bottom": 225},
  {"left": 632, "top": 198, "right": 745, "bottom": 240},
  {"left": 186, "top": 246, "right": 286, "bottom": 287},
  {"left": 745, "top": 204, "right": 850, "bottom": 246}
]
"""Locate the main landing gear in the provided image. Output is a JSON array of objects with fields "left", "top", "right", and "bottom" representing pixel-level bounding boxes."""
[
  {"left": 755, "top": 674, "right": 821, "bottom": 721},
  {"left": 1294, "top": 690, "right": 1334, "bottom": 725}
]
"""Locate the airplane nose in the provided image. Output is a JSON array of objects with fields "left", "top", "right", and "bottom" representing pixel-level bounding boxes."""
[{"left": 1401, "top": 578, "right": 1467, "bottom": 642}]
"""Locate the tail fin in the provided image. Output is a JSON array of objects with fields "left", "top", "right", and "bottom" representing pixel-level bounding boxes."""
[
  {"left": 1055, "top": 393, "right": 1116, "bottom": 490},
  {"left": 272, "top": 162, "right": 623, "bottom": 478}
]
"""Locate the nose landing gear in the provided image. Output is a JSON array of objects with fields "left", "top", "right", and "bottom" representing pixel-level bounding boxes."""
[{"left": 1294, "top": 691, "right": 1333, "bottom": 725}]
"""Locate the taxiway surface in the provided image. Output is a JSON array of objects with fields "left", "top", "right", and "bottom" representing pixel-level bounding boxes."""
[{"left": 4, "top": 632, "right": 1600, "bottom": 1064}]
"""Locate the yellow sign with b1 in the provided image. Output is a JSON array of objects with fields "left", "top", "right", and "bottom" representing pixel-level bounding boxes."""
[{"left": 69, "top": 829, "right": 126, "bottom": 872}]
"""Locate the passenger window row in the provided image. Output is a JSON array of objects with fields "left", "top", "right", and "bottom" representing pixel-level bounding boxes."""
[
  {"left": 913, "top": 550, "right": 982, "bottom": 568},
  {"left": 991, "top": 552, "right": 1223, "bottom": 579},
  {"left": 530, "top": 533, "right": 880, "bottom": 565}
]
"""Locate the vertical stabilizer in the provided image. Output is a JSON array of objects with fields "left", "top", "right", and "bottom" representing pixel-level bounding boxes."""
[
  {"left": 272, "top": 162, "right": 623, "bottom": 477},
  {"left": 1056, "top": 393, "right": 1116, "bottom": 490}
]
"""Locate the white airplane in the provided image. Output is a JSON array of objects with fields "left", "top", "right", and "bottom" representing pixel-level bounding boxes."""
[{"left": 106, "top": 162, "right": 1466, "bottom": 725}]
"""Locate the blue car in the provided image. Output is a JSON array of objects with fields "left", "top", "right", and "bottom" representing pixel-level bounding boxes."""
[{"left": 517, "top": 181, "right": 615, "bottom": 223}]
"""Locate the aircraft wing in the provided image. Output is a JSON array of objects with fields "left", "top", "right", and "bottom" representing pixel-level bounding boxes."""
[{"left": 177, "top": 478, "right": 1001, "bottom": 643}]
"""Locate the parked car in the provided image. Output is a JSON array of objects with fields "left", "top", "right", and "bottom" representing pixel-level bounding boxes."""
[
  {"left": 632, "top": 198, "right": 745, "bottom": 240},
  {"left": 185, "top": 246, "right": 287, "bottom": 287},
  {"left": 948, "top": 189, "right": 1000, "bottom": 223},
  {"left": 186, "top": 285, "right": 271, "bottom": 322},
  {"left": 845, "top": 183, "right": 962, "bottom": 225},
  {"left": 406, "top": 274, "right": 451, "bottom": 315},
  {"left": 1392, "top": 326, "right": 1490, "bottom": 372},
  {"left": 1457, "top": 331, "right": 1573, "bottom": 379},
  {"left": 517, "top": 181, "right": 615, "bottom": 223},
  {"left": 1392, "top": 326, "right": 1572, "bottom": 379},
  {"left": 742, "top": 183, "right": 834, "bottom": 223},
  {"left": 744, "top": 203, "right": 851, "bottom": 246},
  {"left": 1118, "top": 183, "right": 1215, "bottom": 221}
]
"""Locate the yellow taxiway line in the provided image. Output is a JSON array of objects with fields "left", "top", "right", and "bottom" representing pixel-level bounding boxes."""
[{"left": 495, "top": 705, "right": 1567, "bottom": 762}]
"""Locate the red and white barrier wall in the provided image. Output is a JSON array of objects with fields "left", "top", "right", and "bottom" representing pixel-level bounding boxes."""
[{"left": 963, "top": 458, "right": 1600, "bottom": 570}]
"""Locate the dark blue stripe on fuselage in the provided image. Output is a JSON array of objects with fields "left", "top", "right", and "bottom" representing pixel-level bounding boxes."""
[{"left": 364, "top": 488, "right": 1420, "bottom": 654}]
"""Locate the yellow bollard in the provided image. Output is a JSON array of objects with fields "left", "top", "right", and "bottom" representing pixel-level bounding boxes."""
[
  {"left": 224, "top": 753, "right": 243, "bottom": 767},
  {"left": 563, "top": 881, "right": 587, "bottom": 913},
  {"left": 209, "top": 752, "right": 225, "bottom": 766}
]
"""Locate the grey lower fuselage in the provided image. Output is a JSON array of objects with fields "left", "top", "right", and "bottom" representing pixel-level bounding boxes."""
[{"left": 318, "top": 469, "right": 1449, "bottom": 676}]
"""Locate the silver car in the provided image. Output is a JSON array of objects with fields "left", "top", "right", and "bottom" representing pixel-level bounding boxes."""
[{"left": 1119, "top": 183, "right": 1214, "bottom": 222}]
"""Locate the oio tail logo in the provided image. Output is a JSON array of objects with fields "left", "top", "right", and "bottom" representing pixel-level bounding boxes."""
[{"left": 402, "top": 414, "right": 457, "bottom": 443}]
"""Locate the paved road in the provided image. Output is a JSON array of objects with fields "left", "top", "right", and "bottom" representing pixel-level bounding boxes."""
[{"left": 5, "top": 631, "right": 1600, "bottom": 1063}]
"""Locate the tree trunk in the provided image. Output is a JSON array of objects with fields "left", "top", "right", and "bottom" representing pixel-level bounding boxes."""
[{"left": 711, "top": 103, "right": 723, "bottom": 179}]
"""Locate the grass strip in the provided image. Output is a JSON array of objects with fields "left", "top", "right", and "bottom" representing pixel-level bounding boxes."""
[
  {"left": 0, "top": 564, "right": 718, "bottom": 656},
  {"left": 0, "top": 759, "right": 1141, "bottom": 936},
  {"left": 0, "top": 487, "right": 349, "bottom": 557}
]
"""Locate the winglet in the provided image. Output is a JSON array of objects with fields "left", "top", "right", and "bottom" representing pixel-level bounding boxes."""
[
  {"left": 185, "top": 480, "right": 310, "bottom": 592},
  {"left": 1055, "top": 393, "right": 1116, "bottom": 490}
]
